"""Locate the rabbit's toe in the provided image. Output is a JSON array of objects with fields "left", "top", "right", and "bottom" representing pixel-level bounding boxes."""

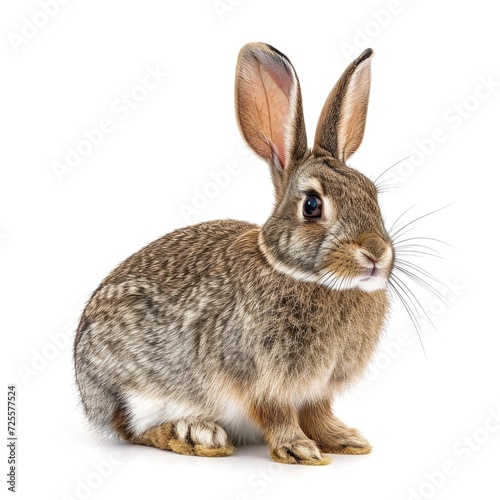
[
  {"left": 172, "top": 420, "right": 234, "bottom": 457},
  {"left": 329, "top": 443, "right": 372, "bottom": 455},
  {"left": 270, "top": 439, "right": 331, "bottom": 466},
  {"left": 318, "top": 428, "right": 372, "bottom": 455}
]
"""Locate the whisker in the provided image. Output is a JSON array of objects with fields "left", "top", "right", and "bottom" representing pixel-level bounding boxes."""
[
  {"left": 316, "top": 267, "right": 334, "bottom": 284},
  {"left": 373, "top": 153, "right": 417, "bottom": 185},
  {"left": 393, "top": 236, "right": 456, "bottom": 249},
  {"left": 394, "top": 257, "right": 444, "bottom": 285},
  {"left": 388, "top": 205, "right": 416, "bottom": 235},
  {"left": 394, "top": 242, "right": 444, "bottom": 254},
  {"left": 392, "top": 273, "right": 438, "bottom": 332},
  {"left": 375, "top": 179, "right": 399, "bottom": 194},
  {"left": 388, "top": 280, "right": 427, "bottom": 357},
  {"left": 394, "top": 248, "right": 446, "bottom": 260},
  {"left": 391, "top": 274, "right": 436, "bottom": 341},
  {"left": 393, "top": 265, "right": 450, "bottom": 306},
  {"left": 390, "top": 203, "right": 454, "bottom": 241},
  {"left": 391, "top": 226, "right": 420, "bottom": 242}
]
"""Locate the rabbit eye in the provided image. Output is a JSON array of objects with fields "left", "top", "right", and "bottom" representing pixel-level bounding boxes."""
[{"left": 303, "top": 195, "right": 322, "bottom": 218}]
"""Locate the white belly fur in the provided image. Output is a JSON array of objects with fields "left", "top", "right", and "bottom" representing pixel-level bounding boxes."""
[{"left": 124, "top": 390, "right": 263, "bottom": 445}]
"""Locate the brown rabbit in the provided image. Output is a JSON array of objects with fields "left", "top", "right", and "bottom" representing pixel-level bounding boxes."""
[{"left": 74, "top": 42, "right": 394, "bottom": 465}]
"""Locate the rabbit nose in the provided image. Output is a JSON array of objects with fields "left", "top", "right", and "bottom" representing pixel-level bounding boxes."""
[
  {"left": 360, "top": 251, "right": 378, "bottom": 265},
  {"left": 357, "top": 234, "right": 389, "bottom": 262}
]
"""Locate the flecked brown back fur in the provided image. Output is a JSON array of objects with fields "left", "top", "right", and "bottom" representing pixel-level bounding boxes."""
[{"left": 74, "top": 43, "right": 394, "bottom": 465}]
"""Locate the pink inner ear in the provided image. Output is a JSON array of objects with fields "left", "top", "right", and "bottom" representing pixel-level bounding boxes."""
[
  {"left": 263, "top": 60, "right": 293, "bottom": 96},
  {"left": 237, "top": 45, "right": 299, "bottom": 171},
  {"left": 253, "top": 57, "right": 294, "bottom": 169}
]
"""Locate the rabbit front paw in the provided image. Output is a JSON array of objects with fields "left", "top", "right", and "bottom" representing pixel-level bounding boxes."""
[
  {"left": 318, "top": 428, "right": 372, "bottom": 455},
  {"left": 270, "top": 438, "right": 331, "bottom": 466}
]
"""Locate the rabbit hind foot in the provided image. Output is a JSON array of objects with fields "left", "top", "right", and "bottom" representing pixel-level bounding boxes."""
[{"left": 113, "top": 409, "right": 234, "bottom": 457}]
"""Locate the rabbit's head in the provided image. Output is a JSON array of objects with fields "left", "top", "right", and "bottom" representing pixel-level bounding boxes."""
[{"left": 235, "top": 43, "right": 393, "bottom": 292}]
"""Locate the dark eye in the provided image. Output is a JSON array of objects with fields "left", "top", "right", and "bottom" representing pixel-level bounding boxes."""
[{"left": 303, "top": 195, "right": 322, "bottom": 218}]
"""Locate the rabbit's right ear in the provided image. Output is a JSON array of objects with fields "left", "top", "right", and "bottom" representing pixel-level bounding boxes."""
[
  {"left": 235, "top": 43, "right": 308, "bottom": 198},
  {"left": 313, "top": 49, "right": 374, "bottom": 163}
]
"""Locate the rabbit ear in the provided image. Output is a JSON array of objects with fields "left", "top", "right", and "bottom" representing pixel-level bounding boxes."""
[
  {"left": 235, "top": 42, "right": 308, "bottom": 196},
  {"left": 313, "top": 49, "right": 373, "bottom": 162}
]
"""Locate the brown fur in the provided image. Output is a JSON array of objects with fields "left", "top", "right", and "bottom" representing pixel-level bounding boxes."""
[
  {"left": 74, "top": 43, "right": 393, "bottom": 466},
  {"left": 299, "top": 398, "right": 372, "bottom": 455},
  {"left": 248, "top": 400, "right": 331, "bottom": 465}
]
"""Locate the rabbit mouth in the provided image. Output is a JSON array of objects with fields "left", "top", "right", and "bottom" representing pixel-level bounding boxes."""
[
  {"left": 358, "top": 270, "right": 388, "bottom": 292},
  {"left": 363, "top": 265, "right": 379, "bottom": 278},
  {"left": 313, "top": 268, "right": 388, "bottom": 292}
]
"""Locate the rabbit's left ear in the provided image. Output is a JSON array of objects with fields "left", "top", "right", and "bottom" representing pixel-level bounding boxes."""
[
  {"left": 313, "top": 49, "right": 373, "bottom": 162},
  {"left": 235, "top": 42, "right": 308, "bottom": 197}
]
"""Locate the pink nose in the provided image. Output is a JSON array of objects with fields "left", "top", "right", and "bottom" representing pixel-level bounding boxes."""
[{"left": 361, "top": 251, "right": 378, "bottom": 265}]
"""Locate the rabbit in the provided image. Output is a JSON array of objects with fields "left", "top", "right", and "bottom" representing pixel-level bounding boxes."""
[{"left": 74, "top": 42, "right": 394, "bottom": 466}]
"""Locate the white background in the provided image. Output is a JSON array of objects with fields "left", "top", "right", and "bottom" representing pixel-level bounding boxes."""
[{"left": 1, "top": 1, "right": 499, "bottom": 499}]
